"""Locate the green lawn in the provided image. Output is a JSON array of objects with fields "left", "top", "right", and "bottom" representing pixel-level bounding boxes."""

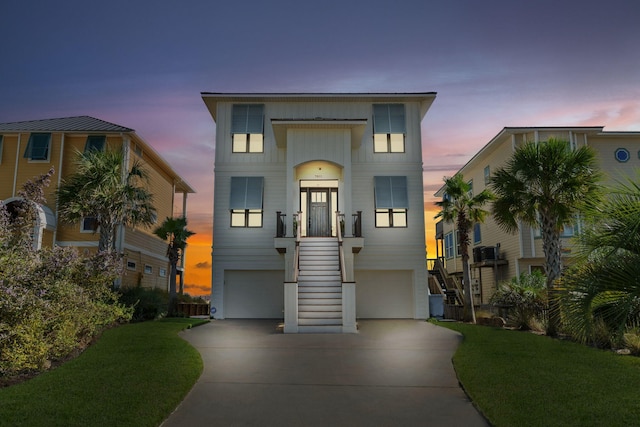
[
  {"left": 434, "top": 320, "right": 640, "bottom": 427},
  {"left": 0, "top": 318, "right": 207, "bottom": 427}
]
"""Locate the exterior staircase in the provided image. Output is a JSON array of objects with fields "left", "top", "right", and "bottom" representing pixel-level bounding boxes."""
[{"left": 297, "top": 237, "right": 343, "bottom": 333}]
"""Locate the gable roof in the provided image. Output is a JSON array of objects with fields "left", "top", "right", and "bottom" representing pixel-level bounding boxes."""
[{"left": 0, "top": 116, "right": 134, "bottom": 133}]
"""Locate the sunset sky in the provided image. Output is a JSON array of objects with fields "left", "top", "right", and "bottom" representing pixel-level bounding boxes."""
[{"left": 2, "top": 0, "right": 639, "bottom": 295}]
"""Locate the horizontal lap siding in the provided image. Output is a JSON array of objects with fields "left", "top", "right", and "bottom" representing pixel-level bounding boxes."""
[{"left": 0, "top": 135, "right": 18, "bottom": 199}]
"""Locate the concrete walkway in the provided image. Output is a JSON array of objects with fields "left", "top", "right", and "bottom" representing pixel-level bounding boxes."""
[{"left": 161, "top": 319, "right": 489, "bottom": 427}]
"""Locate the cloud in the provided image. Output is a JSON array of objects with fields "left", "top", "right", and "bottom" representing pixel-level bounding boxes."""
[
  {"left": 194, "top": 261, "right": 211, "bottom": 269},
  {"left": 184, "top": 282, "right": 210, "bottom": 295}
]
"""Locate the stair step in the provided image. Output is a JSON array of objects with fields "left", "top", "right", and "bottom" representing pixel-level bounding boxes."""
[
  {"left": 299, "top": 298, "right": 342, "bottom": 305},
  {"left": 299, "top": 270, "right": 341, "bottom": 276},
  {"left": 298, "top": 311, "right": 342, "bottom": 319},
  {"left": 298, "top": 318, "right": 342, "bottom": 326},
  {"left": 298, "top": 304, "right": 342, "bottom": 312},
  {"left": 299, "top": 286, "right": 341, "bottom": 293},
  {"left": 297, "top": 325, "right": 343, "bottom": 333},
  {"left": 298, "top": 264, "right": 339, "bottom": 271},
  {"left": 297, "top": 292, "right": 341, "bottom": 299}
]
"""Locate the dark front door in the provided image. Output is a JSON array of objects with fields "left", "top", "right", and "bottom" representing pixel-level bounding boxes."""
[{"left": 308, "top": 189, "right": 330, "bottom": 237}]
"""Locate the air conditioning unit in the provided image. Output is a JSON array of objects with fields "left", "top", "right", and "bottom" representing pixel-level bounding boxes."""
[
  {"left": 481, "top": 246, "right": 496, "bottom": 261},
  {"left": 471, "top": 278, "right": 480, "bottom": 295},
  {"left": 473, "top": 246, "right": 483, "bottom": 263}
]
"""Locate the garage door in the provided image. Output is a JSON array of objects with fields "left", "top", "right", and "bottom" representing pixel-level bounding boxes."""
[
  {"left": 224, "top": 270, "right": 284, "bottom": 318},
  {"left": 355, "top": 270, "right": 413, "bottom": 318}
]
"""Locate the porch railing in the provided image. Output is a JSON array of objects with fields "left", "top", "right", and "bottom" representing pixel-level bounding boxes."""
[
  {"left": 276, "top": 211, "right": 286, "bottom": 238},
  {"left": 293, "top": 212, "right": 301, "bottom": 282},
  {"left": 336, "top": 211, "right": 347, "bottom": 282},
  {"left": 352, "top": 211, "right": 362, "bottom": 237}
]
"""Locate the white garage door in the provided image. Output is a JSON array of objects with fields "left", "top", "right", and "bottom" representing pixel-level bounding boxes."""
[
  {"left": 355, "top": 270, "right": 413, "bottom": 318},
  {"left": 224, "top": 270, "right": 284, "bottom": 318}
]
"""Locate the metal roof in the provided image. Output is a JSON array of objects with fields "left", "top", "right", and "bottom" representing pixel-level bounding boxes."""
[{"left": 0, "top": 116, "right": 134, "bottom": 133}]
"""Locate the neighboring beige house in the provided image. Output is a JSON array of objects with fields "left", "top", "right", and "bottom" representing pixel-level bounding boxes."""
[
  {"left": 0, "top": 116, "right": 195, "bottom": 290},
  {"left": 202, "top": 92, "right": 436, "bottom": 332},
  {"left": 434, "top": 126, "right": 640, "bottom": 306}
]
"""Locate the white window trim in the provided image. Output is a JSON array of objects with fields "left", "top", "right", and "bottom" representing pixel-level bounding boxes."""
[
  {"left": 126, "top": 260, "right": 137, "bottom": 271},
  {"left": 144, "top": 264, "right": 153, "bottom": 274}
]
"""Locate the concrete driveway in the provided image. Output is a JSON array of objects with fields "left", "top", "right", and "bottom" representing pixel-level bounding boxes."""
[{"left": 161, "top": 319, "right": 489, "bottom": 427}]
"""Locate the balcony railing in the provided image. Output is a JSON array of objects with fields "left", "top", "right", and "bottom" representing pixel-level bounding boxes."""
[
  {"left": 276, "top": 211, "right": 286, "bottom": 238},
  {"left": 352, "top": 211, "right": 362, "bottom": 237}
]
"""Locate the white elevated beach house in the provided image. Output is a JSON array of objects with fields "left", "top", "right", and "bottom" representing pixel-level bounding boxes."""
[{"left": 202, "top": 93, "right": 436, "bottom": 332}]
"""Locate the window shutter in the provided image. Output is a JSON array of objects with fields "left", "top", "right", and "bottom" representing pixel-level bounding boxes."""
[
  {"left": 24, "top": 133, "right": 51, "bottom": 159},
  {"left": 375, "top": 176, "right": 408, "bottom": 209},
  {"left": 373, "top": 104, "right": 405, "bottom": 134},
  {"left": 230, "top": 177, "right": 264, "bottom": 209},
  {"left": 232, "top": 104, "right": 264, "bottom": 134},
  {"left": 84, "top": 135, "right": 106, "bottom": 152}
]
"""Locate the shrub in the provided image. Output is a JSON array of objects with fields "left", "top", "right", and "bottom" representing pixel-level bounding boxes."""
[
  {"left": 0, "top": 247, "right": 132, "bottom": 376},
  {"left": 118, "top": 287, "right": 169, "bottom": 322},
  {"left": 490, "top": 271, "right": 547, "bottom": 330}
]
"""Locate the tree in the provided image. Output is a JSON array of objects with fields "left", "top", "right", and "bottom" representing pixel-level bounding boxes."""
[
  {"left": 559, "top": 175, "right": 640, "bottom": 346},
  {"left": 57, "top": 149, "right": 155, "bottom": 252},
  {"left": 153, "top": 217, "right": 194, "bottom": 316},
  {"left": 435, "top": 173, "right": 494, "bottom": 323},
  {"left": 490, "top": 138, "right": 601, "bottom": 335},
  {"left": 4, "top": 167, "right": 54, "bottom": 250}
]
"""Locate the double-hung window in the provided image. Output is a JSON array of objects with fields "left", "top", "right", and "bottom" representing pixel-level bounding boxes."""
[
  {"left": 230, "top": 177, "right": 264, "bottom": 227},
  {"left": 444, "top": 232, "right": 455, "bottom": 259},
  {"left": 84, "top": 135, "right": 106, "bottom": 152},
  {"left": 24, "top": 133, "right": 51, "bottom": 161},
  {"left": 374, "top": 176, "right": 408, "bottom": 227},
  {"left": 232, "top": 104, "right": 264, "bottom": 153},
  {"left": 473, "top": 223, "right": 482, "bottom": 244},
  {"left": 373, "top": 104, "right": 406, "bottom": 153}
]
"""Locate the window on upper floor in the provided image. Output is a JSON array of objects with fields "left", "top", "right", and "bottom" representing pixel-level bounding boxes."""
[
  {"left": 373, "top": 104, "right": 405, "bottom": 153},
  {"left": 232, "top": 104, "right": 264, "bottom": 153},
  {"left": 80, "top": 217, "right": 99, "bottom": 233},
  {"left": 84, "top": 135, "right": 106, "bottom": 153},
  {"left": 230, "top": 176, "right": 264, "bottom": 227},
  {"left": 484, "top": 165, "right": 491, "bottom": 184},
  {"left": 473, "top": 223, "right": 482, "bottom": 244},
  {"left": 467, "top": 179, "right": 474, "bottom": 198},
  {"left": 374, "top": 176, "right": 408, "bottom": 227},
  {"left": 444, "top": 232, "right": 455, "bottom": 259},
  {"left": 24, "top": 133, "right": 51, "bottom": 161},
  {"left": 144, "top": 264, "right": 153, "bottom": 274}
]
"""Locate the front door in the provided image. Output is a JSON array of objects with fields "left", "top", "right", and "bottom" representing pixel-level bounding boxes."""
[{"left": 308, "top": 189, "right": 330, "bottom": 237}]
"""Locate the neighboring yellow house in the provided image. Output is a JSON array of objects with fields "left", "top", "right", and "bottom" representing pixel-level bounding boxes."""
[
  {"left": 0, "top": 116, "right": 195, "bottom": 289},
  {"left": 434, "top": 126, "right": 640, "bottom": 306}
]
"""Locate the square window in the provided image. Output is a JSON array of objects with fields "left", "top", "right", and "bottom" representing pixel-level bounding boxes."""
[
  {"left": 159, "top": 268, "right": 167, "bottom": 277},
  {"left": 127, "top": 260, "right": 137, "bottom": 271},
  {"left": 81, "top": 217, "right": 99, "bottom": 233},
  {"left": 144, "top": 265, "right": 153, "bottom": 274}
]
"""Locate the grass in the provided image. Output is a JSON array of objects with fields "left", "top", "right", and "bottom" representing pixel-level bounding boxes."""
[
  {"left": 433, "top": 320, "right": 640, "bottom": 426},
  {"left": 0, "top": 318, "right": 208, "bottom": 427}
]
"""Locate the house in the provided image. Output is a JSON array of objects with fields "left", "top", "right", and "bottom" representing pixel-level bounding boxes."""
[
  {"left": 433, "top": 126, "right": 640, "bottom": 306},
  {"left": 0, "top": 116, "right": 195, "bottom": 290},
  {"left": 202, "top": 93, "right": 436, "bottom": 332}
]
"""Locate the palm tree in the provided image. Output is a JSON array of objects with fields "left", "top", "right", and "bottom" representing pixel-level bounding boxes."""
[
  {"left": 559, "top": 175, "right": 640, "bottom": 346},
  {"left": 57, "top": 149, "right": 155, "bottom": 252},
  {"left": 435, "top": 173, "right": 494, "bottom": 323},
  {"left": 490, "top": 138, "right": 601, "bottom": 335},
  {"left": 153, "top": 217, "right": 194, "bottom": 316}
]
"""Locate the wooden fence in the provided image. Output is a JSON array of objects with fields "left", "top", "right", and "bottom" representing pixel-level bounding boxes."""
[{"left": 177, "top": 303, "right": 210, "bottom": 317}]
